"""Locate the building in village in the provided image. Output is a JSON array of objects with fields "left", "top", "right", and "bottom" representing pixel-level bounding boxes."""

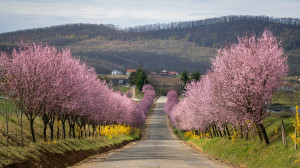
[
  {"left": 168, "top": 71, "right": 179, "bottom": 76},
  {"left": 111, "top": 70, "right": 123, "bottom": 75},
  {"left": 281, "top": 83, "right": 295, "bottom": 92},
  {"left": 159, "top": 70, "right": 168, "bottom": 76},
  {"left": 149, "top": 72, "right": 158, "bottom": 76},
  {"left": 126, "top": 69, "right": 137, "bottom": 75}
]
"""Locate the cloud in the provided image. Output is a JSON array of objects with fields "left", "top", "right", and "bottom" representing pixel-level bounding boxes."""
[{"left": 0, "top": 0, "right": 299, "bottom": 33}]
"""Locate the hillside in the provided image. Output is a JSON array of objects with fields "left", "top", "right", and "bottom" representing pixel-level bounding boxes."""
[
  {"left": 0, "top": 15, "right": 300, "bottom": 74},
  {"left": 68, "top": 39, "right": 215, "bottom": 74}
]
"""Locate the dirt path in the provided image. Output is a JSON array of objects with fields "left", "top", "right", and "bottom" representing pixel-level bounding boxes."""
[{"left": 71, "top": 96, "right": 230, "bottom": 168}]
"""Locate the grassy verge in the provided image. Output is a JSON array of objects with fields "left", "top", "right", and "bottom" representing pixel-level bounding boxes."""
[
  {"left": 0, "top": 129, "right": 140, "bottom": 168},
  {"left": 0, "top": 103, "right": 141, "bottom": 168},
  {"left": 174, "top": 116, "right": 300, "bottom": 168}
]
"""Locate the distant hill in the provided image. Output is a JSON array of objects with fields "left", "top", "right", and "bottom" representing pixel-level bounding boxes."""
[
  {"left": 69, "top": 38, "right": 215, "bottom": 74},
  {"left": 0, "top": 15, "right": 300, "bottom": 75}
]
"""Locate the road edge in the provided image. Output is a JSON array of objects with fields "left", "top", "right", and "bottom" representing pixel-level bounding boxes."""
[{"left": 165, "top": 113, "right": 237, "bottom": 168}]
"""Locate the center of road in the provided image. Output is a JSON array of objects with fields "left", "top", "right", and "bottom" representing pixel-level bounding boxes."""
[{"left": 71, "top": 96, "right": 229, "bottom": 168}]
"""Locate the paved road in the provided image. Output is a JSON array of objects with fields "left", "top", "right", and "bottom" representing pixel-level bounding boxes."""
[{"left": 72, "top": 96, "right": 229, "bottom": 168}]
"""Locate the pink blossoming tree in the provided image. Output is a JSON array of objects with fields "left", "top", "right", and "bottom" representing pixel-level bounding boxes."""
[
  {"left": 1, "top": 42, "right": 155, "bottom": 142},
  {"left": 166, "top": 30, "right": 288, "bottom": 145}
]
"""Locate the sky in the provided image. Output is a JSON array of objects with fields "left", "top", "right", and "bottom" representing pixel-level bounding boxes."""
[{"left": 0, "top": 0, "right": 300, "bottom": 33}]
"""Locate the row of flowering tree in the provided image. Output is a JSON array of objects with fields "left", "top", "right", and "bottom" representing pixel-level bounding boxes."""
[
  {"left": 165, "top": 30, "right": 288, "bottom": 145},
  {"left": 0, "top": 42, "right": 155, "bottom": 143}
]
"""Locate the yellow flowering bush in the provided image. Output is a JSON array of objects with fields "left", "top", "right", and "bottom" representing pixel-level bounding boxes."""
[
  {"left": 184, "top": 131, "right": 200, "bottom": 139},
  {"left": 184, "top": 130, "right": 211, "bottom": 139},
  {"left": 230, "top": 130, "right": 239, "bottom": 143},
  {"left": 47, "top": 139, "right": 57, "bottom": 144},
  {"left": 291, "top": 105, "right": 300, "bottom": 145},
  {"left": 97, "top": 124, "right": 136, "bottom": 139},
  {"left": 76, "top": 125, "right": 83, "bottom": 137}
]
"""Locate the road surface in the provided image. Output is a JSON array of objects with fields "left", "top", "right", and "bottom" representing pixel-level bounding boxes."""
[{"left": 71, "top": 96, "right": 229, "bottom": 168}]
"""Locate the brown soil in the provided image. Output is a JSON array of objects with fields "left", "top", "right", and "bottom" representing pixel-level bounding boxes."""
[{"left": 3, "top": 138, "right": 140, "bottom": 168}]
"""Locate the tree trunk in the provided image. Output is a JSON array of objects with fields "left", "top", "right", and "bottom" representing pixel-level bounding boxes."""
[
  {"left": 92, "top": 126, "right": 95, "bottom": 137},
  {"left": 68, "top": 120, "right": 72, "bottom": 138},
  {"left": 68, "top": 119, "right": 76, "bottom": 138},
  {"left": 88, "top": 124, "right": 90, "bottom": 137},
  {"left": 80, "top": 126, "right": 83, "bottom": 139},
  {"left": 56, "top": 126, "right": 60, "bottom": 140},
  {"left": 56, "top": 118, "right": 60, "bottom": 140},
  {"left": 69, "top": 125, "right": 71, "bottom": 138},
  {"left": 6, "top": 112, "right": 9, "bottom": 146},
  {"left": 208, "top": 130, "right": 212, "bottom": 138},
  {"left": 48, "top": 114, "right": 55, "bottom": 141},
  {"left": 218, "top": 128, "right": 222, "bottom": 137},
  {"left": 62, "top": 119, "right": 66, "bottom": 139},
  {"left": 212, "top": 126, "right": 217, "bottom": 137},
  {"left": 215, "top": 126, "right": 219, "bottom": 137},
  {"left": 49, "top": 118, "right": 55, "bottom": 141},
  {"left": 30, "top": 119, "right": 36, "bottom": 143},
  {"left": 240, "top": 126, "right": 243, "bottom": 139},
  {"left": 258, "top": 123, "right": 270, "bottom": 145},
  {"left": 21, "top": 111, "right": 23, "bottom": 147},
  {"left": 49, "top": 123, "right": 54, "bottom": 141},
  {"left": 72, "top": 124, "right": 75, "bottom": 138},
  {"left": 225, "top": 125, "right": 231, "bottom": 139},
  {"left": 255, "top": 123, "right": 263, "bottom": 142},
  {"left": 223, "top": 130, "right": 227, "bottom": 138},
  {"left": 43, "top": 121, "right": 48, "bottom": 141},
  {"left": 84, "top": 124, "right": 87, "bottom": 137},
  {"left": 42, "top": 114, "right": 49, "bottom": 141}
]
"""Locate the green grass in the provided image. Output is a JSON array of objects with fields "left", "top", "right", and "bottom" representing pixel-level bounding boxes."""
[
  {"left": 0, "top": 134, "right": 140, "bottom": 167},
  {"left": 174, "top": 116, "right": 300, "bottom": 168},
  {"left": 114, "top": 86, "right": 130, "bottom": 93},
  {"left": 272, "top": 89, "right": 300, "bottom": 107},
  {"left": 135, "top": 88, "right": 144, "bottom": 99}
]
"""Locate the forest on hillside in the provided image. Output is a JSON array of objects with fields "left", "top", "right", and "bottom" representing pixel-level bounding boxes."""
[{"left": 0, "top": 15, "right": 299, "bottom": 74}]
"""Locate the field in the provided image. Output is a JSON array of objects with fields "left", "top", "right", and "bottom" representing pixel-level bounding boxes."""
[
  {"left": 272, "top": 90, "right": 300, "bottom": 107},
  {"left": 271, "top": 76, "right": 300, "bottom": 107},
  {"left": 113, "top": 86, "right": 131, "bottom": 93}
]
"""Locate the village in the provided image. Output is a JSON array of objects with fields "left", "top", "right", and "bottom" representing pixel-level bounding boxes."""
[
  {"left": 109, "top": 69, "right": 179, "bottom": 85},
  {"left": 106, "top": 69, "right": 300, "bottom": 108},
  {"left": 111, "top": 69, "right": 179, "bottom": 77},
  {"left": 106, "top": 69, "right": 181, "bottom": 96}
]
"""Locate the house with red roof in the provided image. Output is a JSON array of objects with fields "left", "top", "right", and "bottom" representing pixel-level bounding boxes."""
[
  {"left": 126, "top": 69, "right": 137, "bottom": 75},
  {"left": 168, "top": 71, "right": 179, "bottom": 76}
]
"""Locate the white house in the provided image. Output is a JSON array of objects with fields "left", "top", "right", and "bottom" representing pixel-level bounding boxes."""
[{"left": 111, "top": 70, "right": 123, "bottom": 75}]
